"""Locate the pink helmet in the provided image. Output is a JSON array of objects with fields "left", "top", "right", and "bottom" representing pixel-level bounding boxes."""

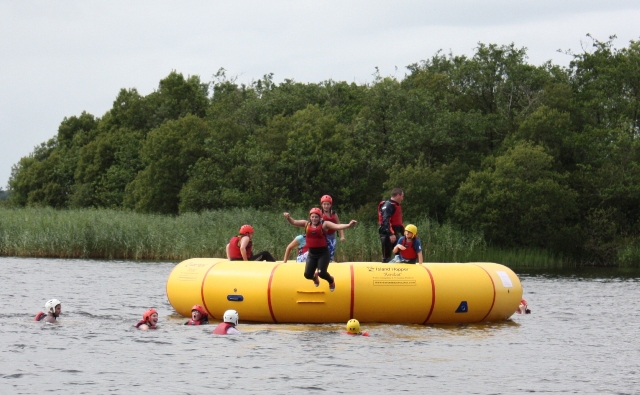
[
  {"left": 239, "top": 224, "right": 254, "bottom": 235},
  {"left": 320, "top": 195, "right": 333, "bottom": 204}
]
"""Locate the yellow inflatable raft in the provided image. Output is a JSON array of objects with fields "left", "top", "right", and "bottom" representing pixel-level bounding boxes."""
[{"left": 166, "top": 259, "right": 522, "bottom": 324}]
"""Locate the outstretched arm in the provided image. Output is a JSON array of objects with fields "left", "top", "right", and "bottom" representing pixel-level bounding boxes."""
[
  {"left": 283, "top": 212, "right": 307, "bottom": 228},
  {"left": 324, "top": 219, "right": 357, "bottom": 232}
]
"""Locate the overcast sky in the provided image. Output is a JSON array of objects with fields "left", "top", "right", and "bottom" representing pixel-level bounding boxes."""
[{"left": 1, "top": 1, "right": 639, "bottom": 189}]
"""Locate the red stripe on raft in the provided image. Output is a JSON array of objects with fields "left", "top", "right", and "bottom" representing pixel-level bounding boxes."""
[
  {"left": 200, "top": 261, "right": 221, "bottom": 317},
  {"left": 349, "top": 264, "right": 355, "bottom": 319},
  {"left": 267, "top": 264, "right": 282, "bottom": 323},
  {"left": 420, "top": 265, "right": 436, "bottom": 325},
  {"left": 473, "top": 264, "right": 497, "bottom": 322}
]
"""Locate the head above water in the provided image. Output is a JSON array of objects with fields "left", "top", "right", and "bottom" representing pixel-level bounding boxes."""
[
  {"left": 346, "top": 319, "right": 361, "bottom": 334},
  {"left": 223, "top": 309, "right": 239, "bottom": 326},
  {"left": 143, "top": 308, "right": 158, "bottom": 325},
  {"left": 191, "top": 304, "right": 208, "bottom": 320},
  {"left": 45, "top": 299, "right": 61, "bottom": 316}
]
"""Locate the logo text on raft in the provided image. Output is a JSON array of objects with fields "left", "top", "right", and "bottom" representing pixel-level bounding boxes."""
[{"left": 367, "top": 267, "right": 409, "bottom": 272}]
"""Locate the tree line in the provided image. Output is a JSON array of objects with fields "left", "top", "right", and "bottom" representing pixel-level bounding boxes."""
[{"left": 6, "top": 36, "right": 640, "bottom": 266}]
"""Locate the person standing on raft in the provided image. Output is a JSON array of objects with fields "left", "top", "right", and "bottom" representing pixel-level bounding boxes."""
[
  {"left": 226, "top": 224, "right": 276, "bottom": 262},
  {"left": 320, "top": 195, "right": 345, "bottom": 262},
  {"left": 283, "top": 208, "right": 357, "bottom": 292},
  {"left": 378, "top": 188, "right": 405, "bottom": 263}
]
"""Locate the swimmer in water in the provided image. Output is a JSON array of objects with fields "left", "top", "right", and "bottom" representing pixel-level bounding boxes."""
[
  {"left": 35, "top": 299, "right": 61, "bottom": 323},
  {"left": 185, "top": 305, "right": 209, "bottom": 325},
  {"left": 212, "top": 309, "right": 241, "bottom": 335},
  {"left": 516, "top": 299, "right": 531, "bottom": 314},
  {"left": 344, "top": 319, "right": 369, "bottom": 336},
  {"left": 136, "top": 308, "right": 159, "bottom": 330}
]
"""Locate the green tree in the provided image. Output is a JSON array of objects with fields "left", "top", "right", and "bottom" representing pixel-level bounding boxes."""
[
  {"left": 450, "top": 142, "right": 578, "bottom": 249},
  {"left": 125, "top": 115, "right": 210, "bottom": 214}
]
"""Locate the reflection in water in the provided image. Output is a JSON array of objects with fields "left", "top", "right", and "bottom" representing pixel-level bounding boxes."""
[{"left": 0, "top": 257, "right": 638, "bottom": 394}]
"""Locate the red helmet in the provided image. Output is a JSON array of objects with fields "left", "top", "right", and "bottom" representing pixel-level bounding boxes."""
[
  {"left": 239, "top": 224, "right": 254, "bottom": 235},
  {"left": 142, "top": 308, "right": 157, "bottom": 322},
  {"left": 309, "top": 207, "right": 322, "bottom": 218},
  {"left": 520, "top": 299, "right": 528, "bottom": 306},
  {"left": 191, "top": 304, "right": 208, "bottom": 317},
  {"left": 320, "top": 195, "right": 333, "bottom": 204}
]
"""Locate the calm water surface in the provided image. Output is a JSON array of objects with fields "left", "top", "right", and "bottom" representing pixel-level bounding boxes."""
[{"left": 0, "top": 257, "right": 638, "bottom": 394}]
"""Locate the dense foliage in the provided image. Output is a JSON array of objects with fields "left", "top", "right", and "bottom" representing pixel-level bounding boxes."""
[{"left": 8, "top": 37, "right": 640, "bottom": 266}]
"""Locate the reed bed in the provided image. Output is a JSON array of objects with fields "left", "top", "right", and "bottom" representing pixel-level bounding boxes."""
[{"left": 0, "top": 207, "right": 568, "bottom": 268}]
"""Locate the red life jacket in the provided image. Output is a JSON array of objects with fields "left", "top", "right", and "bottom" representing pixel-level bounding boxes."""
[
  {"left": 305, "top": 221, "right": 327, "bottom": 248},
  {"left": 212, "top": 322, "right": 234, "bottom": 334},
  {"left": 322, "top": 211, "right": 338, "bottom": 235},
  {"left": 228, "top": 235, "right": 252, "bottom": 259},
  {"left": 399, "top": 238, "right": 418, "bottom": 260},
  {"left": 34, "top": 312, "right": 46, "bottom": 321},
  {"left": 378, "top": 200, "right": 403, "bottom": 232}
]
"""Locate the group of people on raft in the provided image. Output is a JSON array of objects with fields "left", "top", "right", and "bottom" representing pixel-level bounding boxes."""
[{"left": 226, "top": 191, "right": 424, "bottom": 292}]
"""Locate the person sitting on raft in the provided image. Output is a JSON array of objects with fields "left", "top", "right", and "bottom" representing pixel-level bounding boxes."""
[
  {"left": 389, "top": 224, "right": 423, "bottom": 264},
  {"left": 283, "top": 208, "right": 357, "bottom": 292},
  {"left": 226, "top": 224, "right": 276, "bottom": 262},
  {"left": 35, "top": 299, "right": 62, "bottom": 323},
  {"left": 283, "top": 234, "right": 308, "bottom": 263},
  {"left": 136, "top": 308, "right": 159, "bottom": 330},
  {"left": 517, "top": 299, "right": 531, "bottom": 314},
  {"left": 344, "top": 319, "right": 369, "bottom": 337},
  {"left": 212, "top": 309, "right": 241, "bottom": 335},
  {"left": 185, "top": 304, "right": 209, "bottom": 325}
]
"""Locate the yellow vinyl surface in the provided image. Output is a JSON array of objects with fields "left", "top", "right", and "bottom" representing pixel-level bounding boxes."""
[{"left": 166, "top": 259, "right": 523, "bottom": 324}]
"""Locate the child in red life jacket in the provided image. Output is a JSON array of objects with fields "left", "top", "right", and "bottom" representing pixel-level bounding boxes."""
[
  {"left": 35, "top": 298, "right": 61, "bottom": 323},
  {"left": 343, "top": 319, "right": 369, "bottom": 337},
  {"left": 517, "top": 299, "right": 532, "bottom": 314},
  {"left": 284, "top": 209, "right": 357, "bottom": 292},
  {"left": 185, "top": 304, "right": 209, "bottom": 325},
  {"left": 389, "top": 224, "right": 423, "bottom": 264},
  {"left": 212, "top": 309, "right": 241, "bottom": 335},
  {"left": 226, "top": 224, "right": 276, "bottom": 262},
  {"left": 136, "top": 308, "right": 158, "bottom": 330}
]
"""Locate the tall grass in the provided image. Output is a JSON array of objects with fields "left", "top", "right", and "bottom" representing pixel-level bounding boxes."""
[{"left": 0, "top": 207, "right": 568, "bottom": 268}]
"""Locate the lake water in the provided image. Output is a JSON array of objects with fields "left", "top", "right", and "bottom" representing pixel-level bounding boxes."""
[{"left": 0, "top": 257, "right": 638, "bottom": 394}]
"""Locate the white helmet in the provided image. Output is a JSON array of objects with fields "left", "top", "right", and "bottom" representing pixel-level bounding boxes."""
[
  {"left": 45, "top": 299, "right": 61, "bottom": 315},
  {"left": 223, "top": 309, "right": 239, "bottom": 326}
]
